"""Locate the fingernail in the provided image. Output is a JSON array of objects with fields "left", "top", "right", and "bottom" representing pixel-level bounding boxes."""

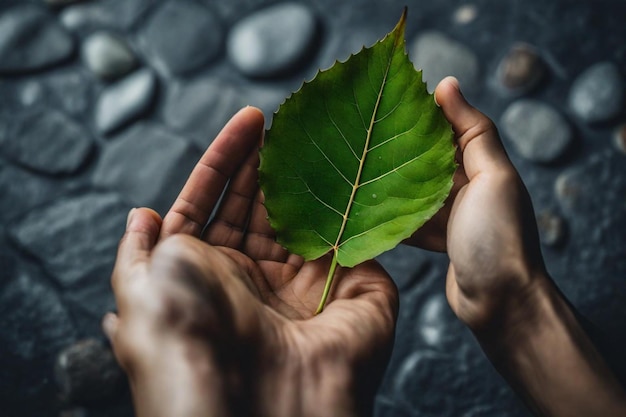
[{"left": 126, "top": 208, "right": 136, "bottom": 229}]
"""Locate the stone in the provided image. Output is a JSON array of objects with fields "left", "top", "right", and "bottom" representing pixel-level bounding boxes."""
[
  {"left": 8, "top": 192, "right": 129, "bottom": 295},
  {"left": 495, "top": 43, "right": 545, "bottom": 95},
  {"left": 227, "top": 3, "right": 319, "bottom": 78},
  {"left": 0, "top": 269, "right": 77, "bottom": 408},
  {"left": 93, "top": 122, "right": 201, "bottom": 215},
  {"left": 82, "top": 32, "right": 137, "bottom": 80},
  {"left": 568, "top": 61, "right": 624, "bottom": 123},
  {"left": 452, "top": 4, "right": 478, "bottom": 25},
  {"left": 613, "top": 124, "right": 626, "bottom": 154},
  {"left": 0, "top": 108, "right": 94, "bottom": 175},
  {"left": 536, "top": 209, "right": 567, "bottom": 247},
  {"left": 410, "top": 31, "right": 479, "bottom": 93},
  {"left": 60, "top": 0, "right": 153, "bottom": 32},
  {"left": 95, "top": 69, "right": 157, "bottom": 135},
  {"left": 55, "top": 339, "right": 124, "bottom": 406},
  {"left": 163, "top": 78, "right": 245, "bottom": 149},
  {"left": 138, "top": 0, "right": 223, "bottom": 76},
  {"left": 44, "top": 69, "right": 92, "bottom": 116},
  {"left": 0, "top": 163, "right": 66, "bottom": 222},
  {"left": 0, "top": 5, "right": 74, "bottom": 73},
  {"left": 501, "top": 99, "right": 572, "bottom": 163}
]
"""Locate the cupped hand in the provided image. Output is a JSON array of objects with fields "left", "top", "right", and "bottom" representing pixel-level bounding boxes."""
[{"left": 105, "top": 107, "right": 398, "bottom": 417}]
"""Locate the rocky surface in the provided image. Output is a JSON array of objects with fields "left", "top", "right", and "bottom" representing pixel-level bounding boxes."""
[{"left": 1, "top": 0, "right": 625, "bottom": 416}]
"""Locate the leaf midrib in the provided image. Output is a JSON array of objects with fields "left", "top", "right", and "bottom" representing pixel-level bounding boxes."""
[{"left": 332, "top": 40, "right": 399, "bottom": 254}]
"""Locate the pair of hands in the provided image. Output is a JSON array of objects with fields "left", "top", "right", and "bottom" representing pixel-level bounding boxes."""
[{"left": 104, "top": 77, "right": 551, "bottom": 417}]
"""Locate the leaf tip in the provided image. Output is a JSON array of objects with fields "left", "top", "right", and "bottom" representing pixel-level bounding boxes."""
[{"left": 393, "top": 7, "right": 408, "bottom": 46}]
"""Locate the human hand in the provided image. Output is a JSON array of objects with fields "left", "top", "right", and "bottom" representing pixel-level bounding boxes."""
[
  {"left": 411, "top": 78, "right": 626, "bottom": 417},
  {"left": 104, "top": 107, "right": 398, "bottom": 417},
  {"left": 405, "top": 77, "right": 546, "bottom": 332}
]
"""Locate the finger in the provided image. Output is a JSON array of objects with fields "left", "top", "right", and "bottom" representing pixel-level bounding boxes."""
[
  {"left": 112, "top": 208, "right": 162, "bottom": 292},
  {"left": 204, "top": 149, "right": 260, "bottom": 248},
  {"left": 434, "top": 76, "right": 512, "bottom": 180},
  {"left": 101, "top": 312, "right": 119, "bottom": 343},
  {"left": 161, "top": 106, "right": 265, "bottom": 239},
  {"left": 242, "top": 190, "right": 292, "bottom": 262}
]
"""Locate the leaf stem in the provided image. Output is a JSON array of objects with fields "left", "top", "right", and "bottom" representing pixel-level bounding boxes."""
[{"left": 315, "top": 250, "right": 339, "bottom": 315}]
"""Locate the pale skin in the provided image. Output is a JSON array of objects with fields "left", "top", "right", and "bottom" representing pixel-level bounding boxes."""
[{"left": 104, "top": 77, "right": 626, "bottom": 417}]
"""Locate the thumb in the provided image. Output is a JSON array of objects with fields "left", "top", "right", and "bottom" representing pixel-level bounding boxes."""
[
  {"left": 434, "top": 76, "right": 513, "bottom": 180},
  {"left": 112, "top": 208, "right": 162, "bottom": 292}
]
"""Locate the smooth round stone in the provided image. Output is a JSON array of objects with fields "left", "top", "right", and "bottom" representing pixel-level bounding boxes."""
[
  {"left": 0, "top": 5, "right": 74, "bottom": 73},
  {"left": 55, "top": 339, "right": 123, "bottom": 405},
  {"left": 0, "top": 108, "right": 94, "bottom": 175},
  {"left": 81, "top": 31, "right": 137, "bottom": 80},
  {"left": 95, "top": 68, "right": 157, "bottom": 135},
  {"left": 536, "top": 209, "right": 567, "bottom": 247},
  {"left": 495, "top": 42, "right": 545, "bottom": 95},
  {"left": 60, "top": 0, "right": 151, "bottom": 32},
  {"left": 501, "top": 99, "right": 572, "bottom": 163},
  {"left": 410, "top": 31, "right": 479, "bottom": 93},
  {"left": 568, "top": 61, "right": 624, "bottom": 123},
  {"left": 138, "top": 0, "right": 222, "bottom": 76},
  {"left": 452, "top": 4, "right": 478, "bottom": 25},
  {"left": 227, "top": 2, "right": 318, "bottom": 78},
  {"left": 614, "top": 124, "right": 626, "bottom": 154}
]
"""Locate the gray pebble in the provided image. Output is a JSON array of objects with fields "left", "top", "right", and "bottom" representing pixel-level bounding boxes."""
[
  {"left": 568, "top": 61, "right": 624, "bottom": 123},
  {"left": 0, "top": 108, "right": 94, "bottom": 175},
  {"left": 95, "top": 68, "right": 157, "bottom": 135},
  {"left": 0, "top": 5, "right": 74, "bottom": 73},
  {"left": 82, "top": 31, "right": 137, "bottom": 80},
  {"left": 138, "top": 0, "right": 222, "bottom": 76},
  {"left": 227, "top": 3, "right": 318, "bottom": 78},
  {"left": 613, "top": 124, "right": 626, "bottom": 154},
  {"left": 536, "top": 209, "right": 567, "bottom": 247},
  {"left": 501, "top": 99, "right": 572, "bottom": 163},
  {"left": 410, "top": 31, "right": 479, "bottom": 93},
  {"left": 495, "top": 42, "right": 545, "bottom": 95}
]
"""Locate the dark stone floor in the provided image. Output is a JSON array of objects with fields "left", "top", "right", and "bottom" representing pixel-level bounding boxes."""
[{"left": 0, "top": 0, "right": 625, "bottom": 416}]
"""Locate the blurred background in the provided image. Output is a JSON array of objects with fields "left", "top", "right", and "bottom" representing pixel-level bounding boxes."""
[{"left": 0, "top": 0, "right": 624, "bottom": 416}]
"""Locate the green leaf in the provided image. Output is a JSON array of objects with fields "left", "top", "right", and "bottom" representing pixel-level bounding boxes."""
[{"left": 259, "top": 9, "right": 456, "bottom": 312}]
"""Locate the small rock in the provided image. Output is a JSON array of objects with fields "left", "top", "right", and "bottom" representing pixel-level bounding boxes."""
[
  {"left": 495, "top": 43, "right": 545, "bottom": 95},
  {"left": 0, "top": 108, "right": 94, "bottom": 175},
  {"left": 452, "top": 4, "right": 478, "bottom": 25},
  {"left": 18, "top": 81, "right": 44, "bottom": 106},
  {"left": 93, "top": 122, "right": 201, "bottom": 215},
  {"left": 227, "top": 3, "right": 318, "bottom": 78},
  {"left": 82, "top": 31, "right": 137, "bottom": 80},
  {"left": 55, "top": 339, "right": 124, "bottom": 406},
  {"left": 501, "top": 99, "right": 572, "bottom": 163},
  {"left": 613, "top": 124, "right": 626, "bottom": 154},
  {"left": 163, "top": 78, "right": 244, "bottom": 149},
  {"left": 95, "top": 68, "right": 157, "bottom": 135},
  {"left": 536, "top": 209, "right": 567, "bottom": 247},
  {"left": 138, "top": 0, "right": 222, "bottom": 76},
  {"left": 568, "top": 61, "right": 624, "bottom": 123},
  {"left": 0, "top": 5, "right": 74, "bottom": 73},
  {"left": 60, "top": 0, "right": 152, "bottom": 32},
  {"left": 410, "top": 31, "right": 479, "bottom": 93}
]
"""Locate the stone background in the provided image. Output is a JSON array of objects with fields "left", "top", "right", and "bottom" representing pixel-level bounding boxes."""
[{"left": 0, "top": 0, "right": 625, "bottom": 416}]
